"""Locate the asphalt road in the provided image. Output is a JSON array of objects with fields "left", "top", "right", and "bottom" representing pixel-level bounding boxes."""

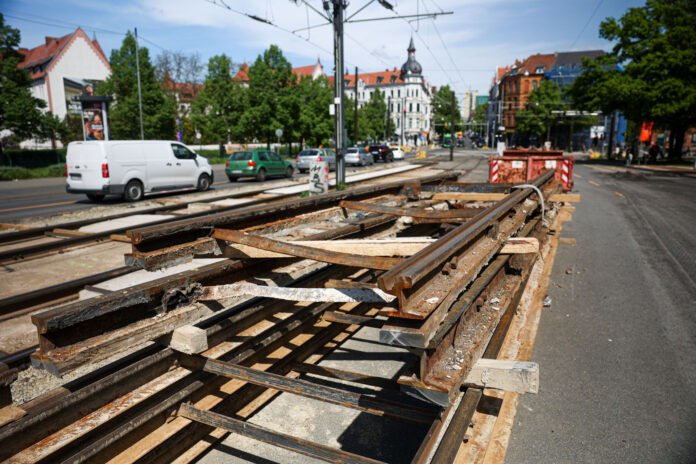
[
  {"left": 507, "top": 163, "right": 696, "bottom": 462},
  {"left": 0, "top": 147, "right": 481, "bottom": 223}
]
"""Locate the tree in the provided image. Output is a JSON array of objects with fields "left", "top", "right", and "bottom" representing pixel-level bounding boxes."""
[
  {"left": 154, "top": 50, "right": 205, "bottom": 84},
  {"left": 97, "top": 32, "right": 175, "bottom": 140},
  {"left": 296, "top": 75, "right": 333, "bottom": 147},
  {"left": 242, "top": 45, "right": 294, "bottom": 147},
  {"left": 517, "top": 80, "right": 566, "bottom": 140},
  {"left": 361, "top": 89, "right": 387, "bottom": 141},
  {"left": 569, "top": 0, "right": 696, "bottom": 158},
  {"left": 0, "top": 14, "right": 65, "bottom": 151},
  {"left": 431, "top": 85, "right": 461, "bottom": 133},
  {"left": 191, "top": 54, "right": 247, "bottom": 143}
]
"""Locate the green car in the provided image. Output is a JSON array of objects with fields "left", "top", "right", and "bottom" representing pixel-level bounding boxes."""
[{"left": 225, "top": 150, "right": 294, "bottom": 182}]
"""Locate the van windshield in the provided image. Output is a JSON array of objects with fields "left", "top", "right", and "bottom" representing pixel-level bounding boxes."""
[{"left": 230, "top": 151, "right": 252, "bottom": 161}]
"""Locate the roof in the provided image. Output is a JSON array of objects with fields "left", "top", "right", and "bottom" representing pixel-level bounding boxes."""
[
  {"left": 497, "top": 66, "right": 511, "bottom": 81},
  {"left": 18, "top": 33, "right": 73, "bottom": 78},
  {"left": 292, "top": 64, "right": 316, "bottom": 79},
  {"left": 342, "top": 69, "right": 404, "bottom": 88},
  {"left": 162, "top": 72, "right": 203, "bottom": 101},
  {"left": 552, "top": 50, "right": 605, "bottom": 70},
  {"left": 519, "top": 53, "right": 556, "bottom": 75},
  {"left": 234, "top": 63, "right": 249, "bottom": 82},
  {"left": 18, "top": 28, "right": 110, "bottom": 80}
]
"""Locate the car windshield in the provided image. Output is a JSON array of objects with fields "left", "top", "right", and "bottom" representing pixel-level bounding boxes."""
[
  {"left": 346, "top": 148, "right": 358, "bottom": 153},
  {"left": 299, "top": 150, "right": 319, "bottom": 157},
  {"left": 230, "top": 151, "right": 252, "bottom": 161}
]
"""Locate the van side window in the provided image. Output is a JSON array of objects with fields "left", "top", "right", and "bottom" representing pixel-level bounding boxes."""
[
  {"left": 258, "top": 152, "right": 270, "bottom": 162},
  {"left": 171, "top": 144, "right": 195, "bottom": 160}
]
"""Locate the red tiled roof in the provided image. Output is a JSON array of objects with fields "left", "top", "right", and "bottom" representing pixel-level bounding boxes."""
[
  {"left": 18, "top": 32, "right": 73, "bottom": 79},
  {"left": 162, "top": 72, "right": 203, "bottom": 101},
  {"left": 234, "top": 62, "right": 249, "bottom": 82},
  {"left": 519, "top": 53, "right": 555, "bottom": 75},
  {"left": 292, "top": 64, "right": 315, "bottom": 79},
  {"left": 328, "top": 68, "right": 403, "bottom": 88},
  {"left": 497, "top": 66, "right": 511, "bottom": 81}
]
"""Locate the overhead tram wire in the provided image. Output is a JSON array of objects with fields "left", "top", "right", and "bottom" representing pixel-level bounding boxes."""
[
  {"left": 569, "top": 0, "right": 605, "bottom": 50},
  {"left": 202, "top": 0, "right": 345, "bottom": 64}
]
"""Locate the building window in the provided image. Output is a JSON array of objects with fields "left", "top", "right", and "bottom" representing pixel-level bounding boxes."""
[
  {"left": 416, "top": 89, "right": 419, "bottom": 97},
  {"left": 515, "top": 81, "right": 519, "bottom": 93},
  {"left": 416, "top": 103, "right": 420, "bottom": 112},
  {"left": 377, "top": 76, "right": 383, "bottom": 84},
  {"left": 409, "top": 103, "right": 413, "bottom": 112},
  {"left": 398, "top": 90, "right": 401, "bottom": 97},
  {"left": 391, "top": 75, "right": 396, "bottom": 83},
  {"left": 532, "top": 80, "right": 538, "bottom": 89},
  {"left": 398, "top": 103, "right": 401, "bottom": 112},
  {"left": 391, "top": 90, "right": 394, "bottom": 97}
]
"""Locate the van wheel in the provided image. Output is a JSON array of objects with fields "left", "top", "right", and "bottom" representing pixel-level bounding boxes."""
[
  {"left": 256, "top": 168, "right": 267, "bottom": 182},
  {"left": 124, "top": 180, "right": 144, "bottom": 202},
  {"left": 86, "top": 193, "right": 104, "bottom": 202},
  {"left": 285, "top": 166, "right": 294, "bottom": 178},
  {"left": 197, "top": 174, "right": 211, "bottom": 191}
]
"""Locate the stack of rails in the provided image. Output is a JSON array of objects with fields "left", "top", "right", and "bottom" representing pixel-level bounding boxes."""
[{"left": 0, "top": 170, "right": 573, "bottom": 463}]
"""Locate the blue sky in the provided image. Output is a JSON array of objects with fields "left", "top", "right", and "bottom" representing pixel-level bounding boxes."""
[{"left": 2, "top": 0, "right": 645, "bottom": 96}]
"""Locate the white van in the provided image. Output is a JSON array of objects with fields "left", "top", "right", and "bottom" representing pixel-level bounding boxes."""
[{"left": 66, "top": 140, "right": 213, "bottom": 202}]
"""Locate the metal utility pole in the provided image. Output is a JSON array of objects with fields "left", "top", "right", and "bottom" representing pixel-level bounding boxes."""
[
  {"left": 400, "top": 98, "right": 405, "bottom": 148},
  {"left": 134, "top": 27, "right": 144, "bottom": 140},
  {"left": 354, "top": 66, "right": 358, "bottom": 145},
  {"left": 450, "top": 91, "right": 455, "bottom": 161},
  {"left": 332, "top": 1, "right": 346, "bottom": 186}
]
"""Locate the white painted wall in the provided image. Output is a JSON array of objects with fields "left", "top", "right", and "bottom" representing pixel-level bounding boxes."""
[{"left": 46, "top": 35, "right": 111, "bottom": 119}]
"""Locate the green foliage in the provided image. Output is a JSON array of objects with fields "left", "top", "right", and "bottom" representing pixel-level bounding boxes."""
[
  {"left": 0, "top": 148, "right": 66, "bottom": 168},
  {"left": 569, "top": 0, "right": 696, "bottom": 157},
  {"left": 243, "top": 45, "right": 295, "bottom": 145},
  {"left": 471, "top": 104, "right": 486, "bottom": 124},
  {"left": 191, "top": 54, "right": 247, "bottom": 143},
  {"left": 98, "top": 31, "right": 175, "bottom": 140},
  {"left": 296, "top": 75, "right": 333, "bottom": 146},
  {"left": 0, "top": 164, "right": 65, "bottom": 181},
  {"left": 517, "top": 80, "right": 566, "bottom": 137},
  {"left": 0, "top": 14, "right": 66, "bottom": 149},
  {"left": 344, "top": 90, "right": 388, "bottom": 143},
  {"left": 432, "top": 85, "right": 462, "bottom": 131}
]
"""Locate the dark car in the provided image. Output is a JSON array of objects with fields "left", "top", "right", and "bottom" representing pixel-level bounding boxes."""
[
  {"left": 368, "top": 145, "right": 393, "bottom": 163},
  {"left": 225, "top": 150, "right": 293, "bottom": 182}
]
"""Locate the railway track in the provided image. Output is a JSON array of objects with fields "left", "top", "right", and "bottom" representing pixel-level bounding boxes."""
[{"left": 0, "top": 167, "right": 570, "bottom": 463}]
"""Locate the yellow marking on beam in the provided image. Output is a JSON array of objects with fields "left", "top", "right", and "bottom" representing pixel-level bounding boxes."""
[
  {"left": 588, "top": 180, "right": 601, "bottom": 187},
  {"left": 0, "top": 200, "right": 78, "bottom": 213},
  {"left": 574, "top": 173, "right": 582, "bottom": 178},
  {"left": 589, "top": 166, "right": 614, "bottom": 173},
  {"left": 612, "top": 190, "right": 625, "bottom": 199}
]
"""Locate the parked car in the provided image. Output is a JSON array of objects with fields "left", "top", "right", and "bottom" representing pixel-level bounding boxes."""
[
  {"left": 296, "top": 148, "right": 336, "bottom": 173},
  {"left": 226, "top": 150, "right": 294, "bottom": 182},
  {"left": 344, "top": 147, "right": 373, "bottom": 166},
  {"left": 388, "top": 146, "right": 405, "bottom": 160},
  {"left": 66, "top": 140, "right": 213, "bottom": 202},
  {"left": 368, "top": 145, "right": 393, "bottom": 163}
]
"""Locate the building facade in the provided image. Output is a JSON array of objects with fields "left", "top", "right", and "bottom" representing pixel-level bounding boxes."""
[{"left": 342, "top": 38, "right": 433, "bottom": 145}]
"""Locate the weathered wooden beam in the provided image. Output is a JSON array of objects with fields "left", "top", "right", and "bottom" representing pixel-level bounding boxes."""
[
  {"left": 198, "top": 283, "right": 396, "bottom": 304},
  {"left": 223, "top": 237, "right": 537, "bottom": 259}
]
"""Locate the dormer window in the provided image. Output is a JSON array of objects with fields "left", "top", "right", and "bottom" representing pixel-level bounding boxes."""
[
  {"left": 377, "top": 76, "right": 384, "bottom": 84},
  {"left": 535, "top": 65, "right": 545, "bottom": 73},
  {"left": 390, "top": 75, "right": 396, "bottom": 83}
]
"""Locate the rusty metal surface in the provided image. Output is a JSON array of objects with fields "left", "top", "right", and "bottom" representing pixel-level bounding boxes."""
[
  {"left": 127, "top": 172, "right": 455, "bottom": 247},
  {"left": 213, "top": 229, "right": 404, "bottom": 271},
  {"left": 339, "top": 200, "right": 479, "bottom": 221},
  {"left": 378, "top": 170, "right": 554, "bottom": 312}
]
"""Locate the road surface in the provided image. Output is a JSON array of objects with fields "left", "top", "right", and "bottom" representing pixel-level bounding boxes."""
[{"left": 508, "top": 162, "right": 696, "bottom": 462}]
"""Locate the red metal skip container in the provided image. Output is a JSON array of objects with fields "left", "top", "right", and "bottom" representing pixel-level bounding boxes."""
[{"left": 488, "top": 150, "right": 574, "bottom": 191}]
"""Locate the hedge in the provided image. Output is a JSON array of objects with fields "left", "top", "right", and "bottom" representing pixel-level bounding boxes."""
[{"left": 0, "top": 149, "right": 67, "bottom": 169}]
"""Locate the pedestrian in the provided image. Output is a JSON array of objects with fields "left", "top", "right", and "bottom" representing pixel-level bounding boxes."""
[{"left": 626, "top": 147, "right": 633, "bottom": 166}]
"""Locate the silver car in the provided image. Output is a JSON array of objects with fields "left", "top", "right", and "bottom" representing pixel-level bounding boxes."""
[
  {"left": 296, "top": 148, "right": 336, "bottom": 173},
  {"left": 344, "top": 147, "right": 374, "bottom": 166}
]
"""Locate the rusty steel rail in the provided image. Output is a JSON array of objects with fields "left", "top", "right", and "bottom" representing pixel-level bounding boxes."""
[
  {"left": 0, "top": 170, "right": 566, "bottom": 464},
  {"left": 339, "top": 200, "right": 480, "bottom": 221},
  {"left": 378, "top": 170, "right": 554, "bottom": 311}
]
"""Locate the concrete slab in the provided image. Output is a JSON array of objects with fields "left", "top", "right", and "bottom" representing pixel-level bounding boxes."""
[
  {"left": 264, "top": 165, "right": 420, "bottom": 195},
  {"left": 78, "top": 214, "right": 178, "bottom": 233},
  {"left": 78, "top": 258, "right": 226, "bottom": 299},
  {"left": 209, "top": 198, "right": 259, "bottom": 207}
]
